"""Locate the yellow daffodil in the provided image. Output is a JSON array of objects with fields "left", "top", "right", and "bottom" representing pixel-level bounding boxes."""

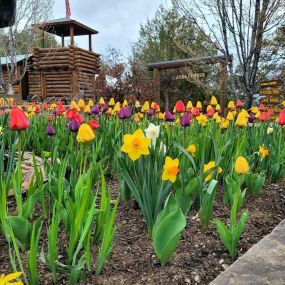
[
  {"left": 162, "top": 156, "right": 179, "bottom": 183},
  {"left": 50, "top": 103, "right": 57, "bottom": 110},
  {"left": 121, "top": 129, "right": 150, "bottom": 161},
  {"left": 204, "top": 161, "right": 222, "bottom": 182},
  {"left": 220, "top": 119, "right": 230, "bottom": 129},
  {"left": 210, "top": 96, "right": 218, "bottom": 106},
  {"left": 187, "top": 144, "right": 196, "bottom": 156},
  {"left": 0, "top": 272, "right": 23, "bottom": 285},
  {"left": 251, "top": 106, "right": 258, "bottom": 114},
  {"left": 196, "top": 114, "right": 208, "bottom": 126},
  {"left": 78, "top": 99, "right": 85, "bottom": 110},
  {"left": 133, "top": 113, "right": 141, "bottom": 122},
  {"left": 141, "top": 101, "right": 150, "bottom": 112},
  {"left": 259, "top": 144, "right": 269, "bottom": 161},
  {"left": 109, "top": 98, "right": 115, "bottom": 106},
  {"left": 235, "top": 156, "right": 249, "bottom": 174},
  {"left": 77, "top": 123, "right": 95, "bottom": 143},
  {"left": 135, "top": 100, "right": 141, "bottom": 108}
]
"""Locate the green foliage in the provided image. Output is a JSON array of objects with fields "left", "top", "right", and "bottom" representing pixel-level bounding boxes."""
[
  {"left": 152, "top": 195, "right": 186, "bottom": 265},
  {"left": 245, "top": 172, "right": 266, "bottom": 197},
  {"left": 213, "top": 190, "right": 248, "bottom": 258}
]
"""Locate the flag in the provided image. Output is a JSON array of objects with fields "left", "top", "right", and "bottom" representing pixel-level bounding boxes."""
[{"left": 65, "top": 0, "right": 71, "bottom": 18}]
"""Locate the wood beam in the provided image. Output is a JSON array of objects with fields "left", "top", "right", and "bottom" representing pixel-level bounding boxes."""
[
  {"left": 61, "top": 36, "right": 65, "bottom": 47},
  {"left": 88, "top": 34, "right": 92, "bottom": 52},
  {"left": 70, "top": 25, "right": 74, "bottom": 46},
  {"left": 153, "top": 68, "right": 160, "bottom": 104}
]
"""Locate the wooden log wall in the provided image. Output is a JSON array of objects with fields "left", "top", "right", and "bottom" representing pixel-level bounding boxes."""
[
  {"left": 0, "top": 67, "right": 21, "bottom": 101},
  {"left": 29, "top": 46, "right": 100, "bottom": 99}
]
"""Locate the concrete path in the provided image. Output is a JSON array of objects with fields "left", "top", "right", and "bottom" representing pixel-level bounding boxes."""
[{"left": 210, "top": 219, "right": 285, "bottom": 285}]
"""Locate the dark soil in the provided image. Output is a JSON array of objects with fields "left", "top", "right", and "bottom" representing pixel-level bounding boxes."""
[{"left": 0, "top": 179, "right": 285, "bottom": 285}]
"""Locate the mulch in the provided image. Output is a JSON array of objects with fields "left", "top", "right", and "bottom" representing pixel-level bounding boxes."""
[{"left": 0, "top": 179, "right": 284, "bottom": 285}]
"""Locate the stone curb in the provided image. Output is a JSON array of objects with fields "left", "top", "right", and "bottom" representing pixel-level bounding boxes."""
[{"left": 210, "top": 219, "right": 285, "bottom": 285}]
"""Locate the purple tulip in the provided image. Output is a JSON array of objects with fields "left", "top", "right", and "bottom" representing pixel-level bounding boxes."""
[
  {"left": 180, "top": 112, "right": 191, "bottom": 127},
  {"left": 165, "top": 109, "right": 174, "bottom": 122},
  {"left": 119, "top": 107, "right": 132, "bottom": 119},
  {"left": 46, "top": 125, "right": 56, "bottom": 136},
  {"left": 102, "top": 103, "right": 109, "bottom": 112},
  {"left": 68, "top": 119, "right": 80, "bottom": 132},
  {"left": 147, "top": 109, "right": 154, "bottom": 117},
  {"left": 91, "top": 105, "right": 100, "bottom": 115}
]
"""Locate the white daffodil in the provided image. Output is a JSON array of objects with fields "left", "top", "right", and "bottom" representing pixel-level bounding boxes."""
[
  {"left": 267, "top": 127, "right": 273, "bottom": 134},
  {"left": 145, "top": 123, "right": 160, "bottom": 144}
]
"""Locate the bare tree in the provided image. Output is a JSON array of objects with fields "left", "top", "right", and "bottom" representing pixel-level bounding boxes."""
[
  {"left": 173, "top": 0, "right": 285, "bottom": 107},
  {"left": 0, "top": 0, "right": 54, "bottom": 95}
]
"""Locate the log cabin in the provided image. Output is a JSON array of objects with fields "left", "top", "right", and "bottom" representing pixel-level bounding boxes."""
[{"left": 0, "top": 17, "right": 101, "bottom": 102}]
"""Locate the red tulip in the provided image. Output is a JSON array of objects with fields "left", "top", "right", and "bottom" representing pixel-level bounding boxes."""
[
  {"left": 89, "top": 120, "right": 100, "bottom": 129},
  {"left": 191, "top": 107, "right": 200, "bottom": 117},
  {"left": 175, "top": 100, "right": 186, "bottom": 113},
  {"left": 259, "top": 104, "right": 266, "bottom": 111},
  {"left": 48, "top": 115, "right": 53, "bottom": 122},
  {"left": 66, "top": 109, "right": 77, "bottom": 120},
  {"left": 10, "top": 107, "right": 30, "bottom": 130},
  {"left": 236, "top": 99, "right": 243, "bottom": 107},
  {"left": 74, "top": 114, "right": 84, "bottom": 124},
  {"left": 259, "top": 112, "right": 270, "bottom": 121},
  {"left": 278, "top": 109, "right": 285, "bottom": 125},
  {"left": 207, "top": 107, "right": 214, "bottom": 117}
]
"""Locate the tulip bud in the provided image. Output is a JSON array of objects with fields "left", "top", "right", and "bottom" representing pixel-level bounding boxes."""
[
  {"left": 68, "top": 119, "right": 81, "bottom": 132},
  {"left": 46, "top": 125, "right": 56, "bottom": 136}
]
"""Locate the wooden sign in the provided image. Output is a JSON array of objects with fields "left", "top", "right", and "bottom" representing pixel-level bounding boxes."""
[
  {"left": 173, "top": 72, "right": 206, "bottom": 81},
  {"left": 260, "top": 89, "right": 283, "bottom": 96},
  {"left": 260, "top": 79, "right": 284, "bottom": 88},
  {"left": 261, "top": 96, "right": 282, "bottom": 104}
]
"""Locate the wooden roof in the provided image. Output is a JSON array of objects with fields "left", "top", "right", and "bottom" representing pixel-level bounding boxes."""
[
  {"left": 147, "top": 55, "right": 232, "bottom": 71},
  {"left": 33, "top": 17, "right": 99, "bottom": 37}
]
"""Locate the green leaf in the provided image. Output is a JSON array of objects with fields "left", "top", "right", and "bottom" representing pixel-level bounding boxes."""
[
  {"left": 152, "top": 197, "right": 186, "bottom": 266},
  {"left": 8, "top": 216, "right": 30, "bottom": 246}
]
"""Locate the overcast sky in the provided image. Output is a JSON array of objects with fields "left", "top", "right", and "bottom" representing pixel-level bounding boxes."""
[{"left": 52, "top": 0, "right": 170, "bottom": 57}]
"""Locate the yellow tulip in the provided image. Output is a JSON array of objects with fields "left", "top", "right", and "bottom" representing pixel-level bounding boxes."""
[
  {"left": 196, "top": 101, "right": 202, "bottom": 109},
  {"left": 226, "top": 111, "right": 234, "bottom": 121},
  {"left": 113, "top": 102, "right": 121, "bottom": 113},
  {"left": 235, "top": 113, "right": 248, "bottom": 127},
  {"left": 216, "top": 104, "right": 221, "bottom": 111},
  {"left": 88, "top": 99, "right": 94, "bottom": 107},
  {"left": 78, "top": 99, "right": 85, "bottom": 109},
  {"left": 210, "top": 96, "right": 218, "bottom": 106},
  {"left": 186, "top": 101, "right": 193, "bottom": 109},
  {"left": 234, "top": 156, "right": 249, "bottom": 174},
  {"left": 71, "top": 100, "right": 78, "bottom": 109},
  {"left": 83, "top": 105, "right": 91, "bottom": 113},
  {"left": 99, "top": 97, "right": 105, "bottom": 105},
  {"left": 109, "top": 98, "right": 115, "bottom": 106},
  {"left": 123, "top": 99, "right": 128, "bottom": 107},
  {"left": 220, "top": 119, "right": 230, "bottom": 129},
  {"left": 141, "top": 101, "right": 150, "bottom": 113},
  {"left": 121, "top": 129, "right": 151, "bottom": 161},
  {"left": 162, "top": 156, "right": 179, "bottom": 183},
  {"left": 77, "top": 123, "right": 95, "bottom": 143},
  {"left": 228, "top": 101, "right": 235, "bottom": 109}
]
